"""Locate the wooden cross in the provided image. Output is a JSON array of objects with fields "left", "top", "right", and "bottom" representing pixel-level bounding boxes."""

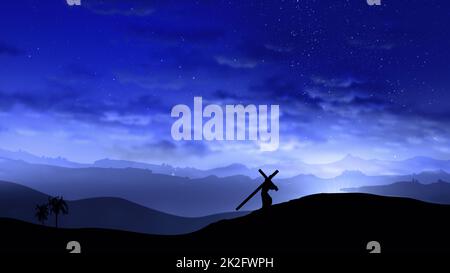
[{"left": 235, "top": 169, "right": 279, "bottom": 211}]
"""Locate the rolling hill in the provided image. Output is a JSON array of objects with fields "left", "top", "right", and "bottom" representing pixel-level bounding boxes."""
[
  {"left": 342, "top": 180, "right": 450, "bottom": 204},
  {"left": 1, "top": 193, "right": 450, "bottom": 255},
  {"left": 0, "top": 180, "right": 247, "bottom": 235}
]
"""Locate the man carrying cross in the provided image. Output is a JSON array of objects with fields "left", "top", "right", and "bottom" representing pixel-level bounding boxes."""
[
  {"left": 260, "top": 170, "right": 279, "bottom": 209},
  {"left": 236, "top": 169, "right": 279, "bottom": 211}
]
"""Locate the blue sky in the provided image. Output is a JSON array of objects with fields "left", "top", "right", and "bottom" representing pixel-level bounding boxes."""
[{"left": 0, "top": 0, "right": 450, "bottom": 168}]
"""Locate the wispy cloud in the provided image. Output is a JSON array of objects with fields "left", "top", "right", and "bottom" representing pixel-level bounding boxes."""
[
  {"left": 83, "top": 0, "right": 155, "bottom": 16},
  {"left": 215, "top": 56, "right": 258, "bottom": 69},
  {"left": 0, "top": 41, "right": 23, "bottom": 56}
]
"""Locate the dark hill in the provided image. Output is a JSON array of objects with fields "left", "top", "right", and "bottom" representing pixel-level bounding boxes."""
[
  {"left": 342, "top": 180, "right": 450, "bottom": 204},
  {"left": 1, "top": 193, "right": 450, "bottom": 255},
  {"left": 0, "top": 180, "right": 247, "bottom": 235}
]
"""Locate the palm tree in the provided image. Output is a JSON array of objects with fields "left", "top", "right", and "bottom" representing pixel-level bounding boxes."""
[
  {"left": 48, "top": 196, "right": 69, "bottom": 228},
  {"left": 35, "top": 204, "right": 49, "bottom": 226}
]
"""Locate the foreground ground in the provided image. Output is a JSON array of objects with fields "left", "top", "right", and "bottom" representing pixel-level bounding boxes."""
[{"left": 1, "top": 193, "right": 450, "bottom": 256}]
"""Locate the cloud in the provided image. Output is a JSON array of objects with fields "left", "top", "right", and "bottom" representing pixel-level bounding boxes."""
[
  {"left": 307, "top": 75, "right": 390, "bottom": 110},
  {"left": 311, "top": 76, "right": 363, "bottom": 89},
  {"left": 130, "top": 24, "right": 224, "bottom": 43},
  {"left": 238, "top": 42, "right": 293, "bottom": 62},
  {"left": 264, "top": 44, "right": 293, "bottom": 53},
  {"left": 0, "top": 88, "right": 78, "bottom": 112},
  {"left": 64, "top": 64, "right": 102, "bottom": 80},
  {"left": 0, "top": 78, "right": 167, "bottom": 128},
  {"left": 215, "top": 56, "right": 258, "bottom": 69},
  {"left": 348, "top": 39, "right": 395, "bottom": 51},
  {"left": 249, "top": 76, "right": 323, "bottom": 108},
  {"left": 249, "top": 76, "right": 298, "bottom": 98},
  {"left": 101, "top": 112, "right": 152, "bottom": 126},
  {"left": 0, "top": 42, "right": 23, "bottom": 56},
  {"left": 83, "top": 0, "right": 155, "bottom": 16},
  {"left": 148, "top": 140, "right": 210, "bottom": 156},
  {"left": 118, "top": 139, "right": 212, "bottom": 162},
  {"left": 211, "top": 90, "right": 245, "bottom": 101},
  {"left": 348, "top": 96, "right": 388, "bottom": 108},
  {"left": 116, "top": 72, "right": 184, "bottom": 91}
]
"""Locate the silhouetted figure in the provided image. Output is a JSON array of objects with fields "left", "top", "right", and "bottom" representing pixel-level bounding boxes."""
[
  {"left": 235, "top": 169, "right": 279, "bottom": 211},
  {"left": 261, "top": 178, "right": 278, "bottom": 209}
]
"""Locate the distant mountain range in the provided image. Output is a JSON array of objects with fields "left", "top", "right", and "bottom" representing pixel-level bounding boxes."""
[
  {"left": 92, "top": 154, "right": 450, "bottom": 178},
  {"left": 0, "top": 148, "right": 257, "bottom": 178},
  {"left": 1, "top": 157, "right": 450, "bottom": 216},
  {"left": 0, "top": 148, "right": 87, "bottom": 168},
  {"left": 2, "top": 148, "right": 450, "bottom": 178},
  {"left": 64, "top": 155, "right": 450, "bottom": 178},
  {"left": 0, "top": 158, "right": 262, "bottom": 216},
  {"left": 343, "top": 180, "right": 450, "bottom": 204},
  {"left": 0, "top": 180, "right": 247, "bottom": 234},
  {"left": 93, "top": 159, "right": 256, "bottom": 178}
]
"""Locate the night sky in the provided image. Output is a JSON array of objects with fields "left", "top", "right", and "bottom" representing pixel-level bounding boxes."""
[{"left": 1, "top": 0, "right": 450, "bottom": 168}]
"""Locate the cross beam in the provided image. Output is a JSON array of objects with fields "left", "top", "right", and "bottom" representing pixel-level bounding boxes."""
[{"left": 235, "top": 169, "right": 279, "bottom": 211}]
